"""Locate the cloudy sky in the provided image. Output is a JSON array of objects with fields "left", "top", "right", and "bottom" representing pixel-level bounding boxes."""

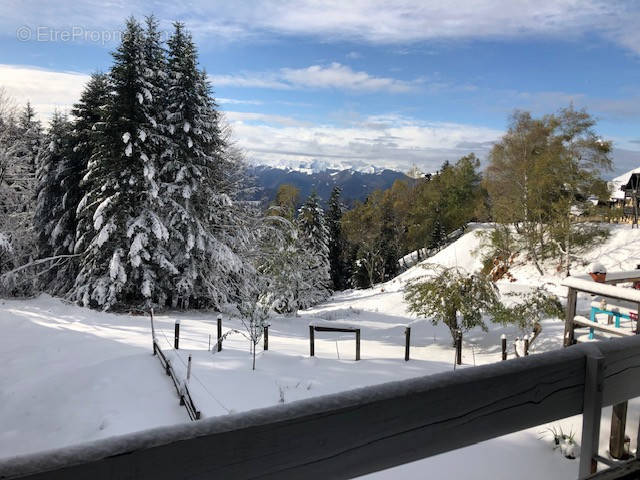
[{"left": 1, "top": 0, "right": 639, "bottom": 175}]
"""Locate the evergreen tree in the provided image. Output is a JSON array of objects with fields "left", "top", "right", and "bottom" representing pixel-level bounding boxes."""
[
  {"left": 258, "top": 219, "right": 305, "bottom": 314},
  {"left": 258, "top": 190, "right": 331, "bottom": 314},
  {"left": 72, "top": 17, "right": 171, "bottom": 309},
  {"left": 72, "top": 73, "right": 111, "bottom": 260},
  {"left": 18, "top": 102, "right": 42, "bottom": 177},
  {"left": 326, "top": 186, "right": 347, "bottom": 290},
  {"left": 163, "top": 21, "right": 246, "bottom": 308},
  {"left": 0, "top": 103, "right": 33, "bottom": 292},
  {"left": 378, "top": 196, "right": 399, "bottom": 281},
  {"left": 0, "top": 102, "right": 41, "bottom": 294},
  {"left": 34, "top": 112, "right": 74, "bottom": 290},
  {"left": 296, "top": 191, "right": 331, "bottom": 307}
]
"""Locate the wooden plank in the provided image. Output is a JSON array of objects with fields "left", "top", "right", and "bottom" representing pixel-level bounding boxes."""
[
  {"left": 264, "top": 325, "right": 269, "bottom": 351},
  {"left": 405, "top": 327, "right": 411, "bottom": 362},
  {"left": 565, "top": 288, "right": 578, "bottom": 346},
  {"left": 610, "top": 402, "right": 629, "bottom": 459},
  {"left": 153, "top": 342, "right": 200, "bottom": 422},
  {"left": 0, "top": 344, "right": 595, "bottom": 480},
  {"left": 572, "top": 316, "right": 634, "bottom": 337},
  {"left": 313, "top": 326, "right": 359, "bottom": 333},
  {"left": 561, "top": 277, "right": 640, "bottom": 304},
  {"left": 6, "top": 338, "right": 640, "bottom": 480},
  {"left": 587, "top": 458, "right": 640, "bottom": 479},
  {"left": 596, "top": 335, "right": 640, "bottom": 406},
  {"left": 579, "top": 354, "right": 605, "bottom": 478}
]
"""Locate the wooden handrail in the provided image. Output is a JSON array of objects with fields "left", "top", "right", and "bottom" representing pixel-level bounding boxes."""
[{"left": 2, "top": 336, "right": 640, "bottom": 480}]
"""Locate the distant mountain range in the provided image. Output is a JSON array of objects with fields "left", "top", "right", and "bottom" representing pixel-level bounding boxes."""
[{"left": 248, "top": 165, "right": 413, "bottom": 207}]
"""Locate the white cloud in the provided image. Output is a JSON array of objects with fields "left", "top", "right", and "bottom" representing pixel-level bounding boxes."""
[
  {"left": 210, "top": 63, "right": 417, "bottom": 92},
  {"left": 224, "top": 111, "right": 309, "bottom": 127},
  {"left": 217, "top": 97, "right": 264, "bottom": 105},
  {"left": 2, "top": 1, "right": 639, "bottom": 53},
  {"left": 224, "top": 110, "right": 504, "bottom": 171},
  {"left": 207, "top": 74, "right": 290, "bottom": 90},
  {"left": 281, "top": 63, "right": 414, "bottom": 92},
  {"left": 0, "top": 64, "right": 89, "bottom": 122}
]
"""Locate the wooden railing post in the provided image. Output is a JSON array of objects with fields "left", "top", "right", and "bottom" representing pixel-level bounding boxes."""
[
  {"left": 264, "top": 325, "right": 269, "bottom": 351},
  {"left": 455, "top": 330, "right": 462, "bottom": 366},
  {"left": 610, "top": 401, "right": 629, "bottom": 459},
  {"left": 150, "top": 308, "right": 156, "bottom": 355},
  {"left": 174, "top": 319, "right": 180, "bottom": 350},
  {"left": 217, "top": 315, "right": 222, "bottom": 352},
  {"left": 579, "top": 352, "right": 605, "bottom": 478},
  {"left": 501, "top": 334, "right": 507, "bottom": 361},
  {"left": 355, "top": 329, "right": 361, "bottom": 361},
  {"left": 309, "top": 326, "right": 315, "bottom": 357},
  {"left": 564, "top": 287, "right": 577, "bottom": 347},
  {"left": 404, "top": 327, "right": 411, "bottom": 361},
  {"left": 524, "top": 335, "right": 529, "bottom": 356}
]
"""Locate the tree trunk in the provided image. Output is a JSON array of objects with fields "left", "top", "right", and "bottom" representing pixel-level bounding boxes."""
[
  {"left": 447, "top": 313, "right": 459, "bottom": 346},
  {"left": 252, "top": 341, "right": 256, "bottom": 371},
  {"left": 565, "top": 213, "right": 572, "bottom": 277},
  {"left": 530, "top": 247, "right": 544, "bottom": 276}
]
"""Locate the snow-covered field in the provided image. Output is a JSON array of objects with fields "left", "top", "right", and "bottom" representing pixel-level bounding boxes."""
[{"left": 2, "top": 223, "right": 640, "bottom": 478}]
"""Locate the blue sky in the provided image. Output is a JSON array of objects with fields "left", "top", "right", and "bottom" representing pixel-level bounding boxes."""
[{"left": 0, "top": 0, "right": 639, "bottom": 175}]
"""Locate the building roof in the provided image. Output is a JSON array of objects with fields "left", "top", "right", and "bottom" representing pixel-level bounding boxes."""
[{"left": 609, "top": 166, "right": 640, "bottom": 200}]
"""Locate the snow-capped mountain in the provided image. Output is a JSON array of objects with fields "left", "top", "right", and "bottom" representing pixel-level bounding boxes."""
[{"left": 248, "top": 165, "right": 414, "bottom": 206}]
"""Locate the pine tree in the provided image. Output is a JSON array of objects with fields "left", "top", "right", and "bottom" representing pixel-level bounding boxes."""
[
  {"left": 163, "top": 22, "right": 246, "bottom": 308},
  {"left": 378, "top": 197, "right": 399, "bottom": 281},
  {"left": 0, "top": 102, "right": 41, "bottom": 294},
  {"left": 18, "top": 102, "right": 42, "bottom": 177},
  {"left": 326, "top": 186, "right": 347, "bottom": 290},
  {"left": 0, "top": 106, "right": 30, "bottom": 287},
  {"left": 72, "top": 73, "right": 111, "bottom": 260},
  {"left": 34, "top": 112, "right": 74, "bottom": 290},
  {"left": 429, "top": 206, "right": 446, "bottom": 249},
  {"left": 257, "top": 190, "right": 331, "bottom": 314},
  {"left": 296, "top": 191, "right": 331, "bottom": 308},
  {"left": 72, "top": 17, "right": 170, "bottom": 309}
]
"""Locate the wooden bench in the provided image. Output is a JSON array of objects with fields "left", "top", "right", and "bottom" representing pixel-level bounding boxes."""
[
  {"left": 589, "top": 299, "right": 639, "bottom": 339},
  {"left": 573, "top": 315, "right": 635, "bottom": 339}
]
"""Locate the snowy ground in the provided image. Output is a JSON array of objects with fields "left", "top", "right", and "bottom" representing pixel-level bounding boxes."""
[{"left": 2, "top": 223, "right": 640, "bottom": 478}]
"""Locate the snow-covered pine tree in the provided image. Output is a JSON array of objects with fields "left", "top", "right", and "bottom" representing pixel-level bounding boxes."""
[
  {"left": 33, "top": 111, "right": 75, "bottom": 290},
  {"left": 71, "top": 73, "right": 111, "bottom": 264},
  {"left": 326, "top": 186, "right": 348, "bottom": 290},
  {"left": 72, "top": 17, "right": 171, "bottom": 310},
  {"left": 18, "top": 102, "right": 42, "bottom": 177},
  {"left": 0, "top": 102, "right": 41, "bottom": 294},
  {"left": 163, "top": 22, "right": 246, "bottom": 308},
  {"left": 296, "top": 191, "right": 331, "bottom": 308},
  {"left": 0, "top": 105, "right": 28, "bottom": 289},
  {"left": 256, "top": 215, "right": 305, "bottom": 314}
]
